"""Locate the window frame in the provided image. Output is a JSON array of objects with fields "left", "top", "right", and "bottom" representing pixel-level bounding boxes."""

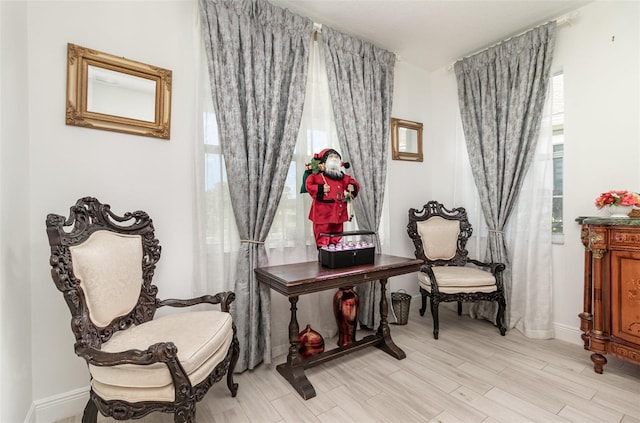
[{"left": 551, "top": 71, "right": 564, "bottom": 245}]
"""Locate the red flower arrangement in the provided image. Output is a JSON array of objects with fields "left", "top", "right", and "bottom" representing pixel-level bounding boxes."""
[{"left": 594, "top": 190, "right": 640, "bottom": 209}]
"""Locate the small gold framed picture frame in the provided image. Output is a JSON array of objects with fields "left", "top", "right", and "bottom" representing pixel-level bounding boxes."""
[
  {"left": 66, "top": 43, "right": 172, "bottom": 140},
  {"left": 391, "top": 118, "right": 423, "bottom": 162}
]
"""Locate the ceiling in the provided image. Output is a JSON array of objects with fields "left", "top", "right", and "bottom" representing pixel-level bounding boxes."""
[{"left": 269, "top": 0, "right": 591, "bottom": 71}]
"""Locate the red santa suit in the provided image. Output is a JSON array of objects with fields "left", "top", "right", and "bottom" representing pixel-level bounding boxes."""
[{"left": 305, "top": 170, "right": 360, "bottom": 247}]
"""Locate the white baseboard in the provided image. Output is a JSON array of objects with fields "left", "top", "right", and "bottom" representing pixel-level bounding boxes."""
[
  {"left": 30, "top": 386, "right": 88, "bottom": 423},
  {"left": 23, "top": 403, "right": 35, "bottom": 423},
  {"left": 552, "top": 322, "right": 583, "bottom": 345},
  {"left": 271, "top": 343, "right": 289, "bottom": 359}
]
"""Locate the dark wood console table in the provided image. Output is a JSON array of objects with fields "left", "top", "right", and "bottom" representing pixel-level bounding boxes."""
[
  {"left": 255, "top": 254, "right": 422, "bottom": 400},
  {"left": 577, "top": 217, "right": 640, "bottom": 374}
]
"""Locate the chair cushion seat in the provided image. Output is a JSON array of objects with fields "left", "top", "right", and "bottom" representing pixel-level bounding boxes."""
[
  {"left": 89, "top": 310, "right": 233, "bottom": 402},
  {"left": 418, "top": 266, "right": 498, "bottom": 294}
]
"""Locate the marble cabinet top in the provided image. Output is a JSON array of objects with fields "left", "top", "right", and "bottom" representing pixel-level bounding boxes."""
[{"left": 576, "top": 216, "right": 640, "bottom": 226}]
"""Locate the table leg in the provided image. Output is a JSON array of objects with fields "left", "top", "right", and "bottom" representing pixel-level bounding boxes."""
[
  {"left": 375, "top": 278, "right": 406, "bottom": 359},
  {"left": 275, "top": 295, "right": 316, "bottom": 399}
]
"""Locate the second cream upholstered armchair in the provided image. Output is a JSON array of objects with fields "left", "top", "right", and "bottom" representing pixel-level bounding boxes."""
[
  {"left": 407, "top": 201, "right": 506, "bottom": 339},
  {"left": 46, "top": 197, "right": 239, "bottom": 423}
]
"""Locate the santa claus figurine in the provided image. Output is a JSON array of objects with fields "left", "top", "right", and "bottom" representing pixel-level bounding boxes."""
[{"left": 301, "top": 148, "right": 360, "bottom": 247}]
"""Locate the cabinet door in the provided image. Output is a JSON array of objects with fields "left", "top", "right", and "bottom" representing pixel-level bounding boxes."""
[{"left": 610, "top": 250, "right": 640, "bottom": 345}]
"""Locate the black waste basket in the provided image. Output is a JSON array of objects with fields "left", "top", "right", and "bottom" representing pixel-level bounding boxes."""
[{"left": 391, "top": 290, "right": 411, "bottom": 325}]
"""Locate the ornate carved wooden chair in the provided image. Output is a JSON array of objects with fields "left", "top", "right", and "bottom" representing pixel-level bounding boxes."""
[
  {"left": 407, "top": 201, "right": 507, "bottom": 339},
  {"left": 46, "top": 197, "right": 239, "bottom": 423}
]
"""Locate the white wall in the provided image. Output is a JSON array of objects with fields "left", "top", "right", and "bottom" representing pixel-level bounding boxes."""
[
  {"left": 1, "top": 1, "right": 33, "bottom": 422},
  {"left": 551, "top": 0, "right": 640, "bottom": 341},
  {"left": 24, "top": 1, "right": 199, "bottom": 421},
  {"left": 385, "top": 60, "right": 431, "bottom": 294},
  {"left": 2, "top": 0, "right": 638, "bottom": 421}
]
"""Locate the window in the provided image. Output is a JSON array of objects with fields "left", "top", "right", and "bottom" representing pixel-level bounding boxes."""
[
  {"left": 202, "top": 38, "right": 345, "bottom": 257},
  {"left": 551, "top": 72, "right": 564, "bottom": 240},
  {"left": 265, "top": 38, "right": 344, "bottom": 250},
  {"left": 203, "top": 112, "right": 238, "bottom": 253}
]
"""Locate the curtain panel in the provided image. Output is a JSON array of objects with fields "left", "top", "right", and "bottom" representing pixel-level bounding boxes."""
[
  {"left": 321, "top": 26, "right": 396, "bottom": 328},
  {"left": 199, "top": 0, "right": 313, "bottom": 371},
  {"left": 454, "top": 22, "right": 556, "bottom": 327}
]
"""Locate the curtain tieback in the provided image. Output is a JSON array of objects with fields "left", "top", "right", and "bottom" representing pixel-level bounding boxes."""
[
  {"left": 488, "top": 228, "right": 504, "bottom": 234},
  {"left": 240, "top": 239, "right": 265, "bottom": 244}
]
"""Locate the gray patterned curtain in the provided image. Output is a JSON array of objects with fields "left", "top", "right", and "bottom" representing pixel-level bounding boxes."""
[
  {"left": 321, "top": 27, "right": 396, "bottom": 328},
  {"left": 454, "top": 22, "right": 556, "bottom": 325},
  {"left": 199, "top": 0, "right": 313, "bottom": 371}
]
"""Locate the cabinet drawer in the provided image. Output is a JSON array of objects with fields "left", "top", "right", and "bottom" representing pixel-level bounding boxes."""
[{"left": 610, "top": 229, "right": 640, "bottom": 250}]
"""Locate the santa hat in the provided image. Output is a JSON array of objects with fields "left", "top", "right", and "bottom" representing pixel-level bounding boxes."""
[
  {"left": 300, "top": 148, "right": 350, "bottom": 193},
  {"left": 314, "top": 148, "right": 340, "bottom": 163},
  {"left": 314, "top": 148, "right": 350, "bottom": 169}
]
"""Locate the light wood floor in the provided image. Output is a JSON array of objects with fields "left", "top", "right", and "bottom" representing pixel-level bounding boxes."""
[{"left": 56, "top": 300, "right": 640, "bottom": 423}]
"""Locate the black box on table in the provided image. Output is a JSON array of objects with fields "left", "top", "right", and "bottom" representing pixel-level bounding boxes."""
[{"left": 318, "top": 231, "right": 377, "bottom": 269}]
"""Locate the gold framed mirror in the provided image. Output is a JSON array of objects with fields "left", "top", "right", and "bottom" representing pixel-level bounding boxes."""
[
  {"left": 66, "top": 43, "right": 172, "bottom": 139},
  {"left": 391, "top": 118, "right": 423, "bottom": 162}
]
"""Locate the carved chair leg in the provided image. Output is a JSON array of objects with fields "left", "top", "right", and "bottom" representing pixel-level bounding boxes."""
[
  {"left": 457, "top": 301, "right": 462, "bottom": 316},
  {"left": 174, "top": 402, "right": 196, "bottom": 423},
  {"left": 227, "top": 335, "right": 240, "bottom": 397},
  {"left": 419, "top": 288, "right": 427, "bottom": 316},
  {"left": 430, "top": 299, "right": 440, "bottom": 340},
  {"left": 496, "top": 295, "right": 507, "bottom": 336},
  {"left": 81, "top": 399, "right": 98, "bottom": 423}
]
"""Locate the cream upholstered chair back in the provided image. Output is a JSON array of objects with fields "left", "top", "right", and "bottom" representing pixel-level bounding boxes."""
[
  {"left": 69, "top": 231, "right": 144, "bottom": 328},
  {"left": 407, "top": 201, "right": 472, "bottom": 267},
  {"left": 416, "top": 217, "right": 460, "bottom": 261},
  {"left": 47, "top": 197, "right": 161, "bottom": 347}
]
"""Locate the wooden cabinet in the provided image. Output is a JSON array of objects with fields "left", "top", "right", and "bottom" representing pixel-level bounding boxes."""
[{"left": 578, "top": 218, "right": 640, "bottom": 373}]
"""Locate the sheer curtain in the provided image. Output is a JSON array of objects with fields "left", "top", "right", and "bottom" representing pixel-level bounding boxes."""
[{"left": 504, "top": 82, "right": 554, "bottom": 338}]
